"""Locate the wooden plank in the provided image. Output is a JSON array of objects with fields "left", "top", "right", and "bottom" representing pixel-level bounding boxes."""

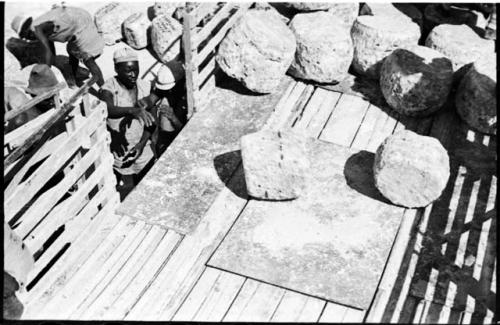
[
  {"left": 196, "top": 55, "right": 216, "bottom": 87},
  {"left": 4, "top": 108, "right": 56, "bottom": 146},
  {"left": 281, "top": 85, "right": 315, "bottom": 130},
  {"left": 183, "top": 7, "right": 197, "bottom": 119},
  {"left": 350, "top": 104, "right": 399, "bottom": 152},
  {"left": 71, "top": 224, "right": 156, "bottom": 319},
  {"left": 263, "top": 82, "right": 306, "bottom": 131},
  {"left": 41, "top": 220, "right": 147, "bottom": 319},
  {"left": 318, "top": 302, "right": 349, "bottom": 323},
  {"left": 187, "top": 270, "right": 246, "bottom": 321},
  {"left": 103, "top": 231, "right": 184, "bottom": 319},
  {"left": 78, "top": 226, "right": 166, "bottom": 319},
  {"left": 14, "top": 132, "right": 111, "bottom": 239},
  {"left": 5, "top": 104, "right": 107, "bottom": 221},
  {"left": 194, "top": 3, "right": 235, "bottom": 47},
  {"left": 22, "top": 214, "right": 130, "bottom": 318},
  {"left": 292, "top": 88, "right": 327, "bottom": 132},
  {"left": 270, "top": 290, "right": 326, "bottom": 322},
  {"left": 306, "top": 89, "right": 341, "bottom": 138},
  {"left": 222, "top": 280, "right": 285, "bottom": 322},
  {"left": 343, "top": 308, "right": 366, "bottom": 323},
  {"left": 124, "top": 165, "right": 249, "bottom": 320},
  {"left": 172, "top": 267, "right": 222, "bottom": 321},
  {"left": 319, "top": 93, "right": 370, "bottom": 147},
  {"left": 196, "top": 4, "right": 251, "bottom": 66},
  {"left": 5, "top": 76, "right": 97, "bottom": 168}
]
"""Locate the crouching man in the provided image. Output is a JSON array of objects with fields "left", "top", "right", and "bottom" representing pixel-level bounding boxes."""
[{"left": 99, "top": 47, "right": 156, "bottom": 199}]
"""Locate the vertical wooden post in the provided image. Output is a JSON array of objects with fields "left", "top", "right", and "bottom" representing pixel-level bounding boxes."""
[{"left": 182, "top": 2, "right": 198, "bottom": 120}]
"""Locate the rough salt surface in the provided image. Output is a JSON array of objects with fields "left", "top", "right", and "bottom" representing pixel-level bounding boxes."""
[
  {"left": 217, "top": 10, "right": 296, "bottom": 93},
  {"left": 285, "top": 2, "right": 343, "bottom": 11},
  {"left": 351, "top": 15, "right": 420, "bottom": 79},
  {"left": 94, "top": 2, "right": 132, "bottom": 45},
  {"left": 241, "top": 130, "right": 309, "bottom": 200},
  {"left": 289, "top": 11, "right": 353, "bottom": 83},
  {"left": 374, "top": 130, "right": 450, "bottom": 208},
  {"left": 361, "top": 3, "right": 423, "bottom": 29},
  {"left": 152, "top": 1, "right": 183, "bottom": 18},
  {"left": 425, "top": 24, "right": 494, "bottom": 71},
  {"left": 123, "top": 12, "right": 151, "bottom": 50},
  {"left": 380, "top": 46, "right": 453, "bottom": 117},
  {"left": 326, "top": 3, "right": 359, "bottom": 27},
  {"left": 151, "top": 14, "right": 183, "bottom": 63},
  {"left": 456, "top": 54, "right": 497, "bottom": 135}
]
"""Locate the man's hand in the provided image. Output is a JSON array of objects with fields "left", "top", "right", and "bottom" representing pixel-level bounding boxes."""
[
  {"left": 125, "top": 141, "right": 146, "bottom": 163},
  {"left": 133, "top": 107, "right": 155, "bottom": 127}
]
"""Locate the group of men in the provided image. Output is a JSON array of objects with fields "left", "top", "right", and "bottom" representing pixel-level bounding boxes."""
[{"left": 6, "top": 3, "right": 187, "bottom": 200}]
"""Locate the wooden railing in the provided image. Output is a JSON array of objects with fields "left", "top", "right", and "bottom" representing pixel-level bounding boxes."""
[
  {"left": 182, "top": 2, "right": 253, "bottom": 118},
  {"left": 4, "top": 78, "right": 119, "bottom": 292}
]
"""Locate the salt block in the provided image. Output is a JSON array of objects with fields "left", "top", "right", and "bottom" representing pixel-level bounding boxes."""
[
  {"left": 351, "top": 15, "right": 420, "bottom": 79},
  {"left": 152, "top": 1, "right": 182, "bottom": 18},
  {"left": 374, "top": 130, "right": 450, "bottom": 208},
  {"left": 123, "top": 12, "right": 151, "bottom": 50},
  {"left": 285, "top": 2, "right": 342, "bottom": 11},
  {"left": 361, "top": 3, "right": 423, "bottom": 29},
  {"left": 216, "top": 10, "right": 296, "bottom": 93},
  {"left": 151, "top": 14, "right": 183, "bottom": 63},
  {"left": 253, "top": 2, "right": 290, "bottom": 24},
  {"left": 456, "top": 54, "right": 497, "bottom": 135},
  {"left": 424, "top": 4, "right": 487, "bottom": 35},
  {"left": 94, "top": 2, "right": 132, "bottom": 45},
  {"left": 380, "top": 46, "right": 453, "bottom": 117},
  {"left": 425, "top": 24, "right": 494, "bottom": 72},
  {"left": 326, "top": 2, "right": 359, "bottom": 27},
  {"left": 240, "top": 130, "right": 309, "bottom": 200},
  {"left": 289, "top": 11, "right": 353, "bottom": 83}
]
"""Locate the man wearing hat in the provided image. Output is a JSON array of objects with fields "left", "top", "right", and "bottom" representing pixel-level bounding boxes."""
[
  {"left": 11, "top": 4, "right": 105, "bottom": 88},
  {"left": 100, "top": 47, "right": 156, "bottom": 199},
  {"left": 138, "top": 60, "right": 187, "bottom": 154}
]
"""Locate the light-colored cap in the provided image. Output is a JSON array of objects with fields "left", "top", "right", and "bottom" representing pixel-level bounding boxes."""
[
  {"left": 155, "top": 61, "right": 184, "bottom": 90},
  {"left": 113, "top": 46, "right": 139, "bottom": 64},
  {"left": 11, "top": 15, "right": 32, "bottom": 36}
]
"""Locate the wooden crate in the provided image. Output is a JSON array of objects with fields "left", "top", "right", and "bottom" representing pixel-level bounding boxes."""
[
  {"left": 4, "top": 83, "right": 119, "bottom": 295},
  {"left": 182, "top": 2, "right": 253, "bottom": 118}
]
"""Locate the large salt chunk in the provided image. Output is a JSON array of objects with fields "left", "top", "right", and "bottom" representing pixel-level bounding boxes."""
[
  {"left": 351, "top": 15, "right": 420, "bottom": 79},
  {"left": 380, "top": 46, "right": 453, "bottom": 117},
  {"left": 151, "top": 14, "right": 183, "bottom": 63},
  {"left": 94, "top": 2, "right": 132, "bottom": 45},
  {"left": 361, "top": 3, "right": 423, "bottom": 30},
  {"left": 241, "top": 130, "right": 309, "bottom": 200},
  {"left": 152, "top": 1, "right": 183, "bottom": 18},
  {"left": 285, "top": 2, "right": 342, "bottom": 11},
  {"left": 288, "top": 11, "right": 353, "bottom": 83},
  {"left": 326, "top": 3, "right": 359, "bottom": 27},
  {"left": 123, "top": 12, "right": 151, "bottom": 50},
  {"left": 374, "top": 130, "right": 450, "bottom": 208},
  {"left": 216, "top": 10, "right": 296, "bottom": 93},
  {"left": 425, "top": 24, "right": 494, "bottom": 71},
  {"left": 455, "top": 54, "right": 497, "bottom": 135}
]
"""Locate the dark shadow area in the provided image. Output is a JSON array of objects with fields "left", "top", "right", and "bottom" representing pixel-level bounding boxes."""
[
  {"left": 147, "top": 5, "right": 155, "bottom": 20},
  {"left": 269, "top": 2, "right": 300, "bottom": 19},
  {"left": 343, "top": 150, "right": 392, "bottom": 205},
  {"left": 213, "top": 150, "right": 247, "bottom": 199},
  {"left": 215, "top": 73, "right": 264, "bottom": 96}
]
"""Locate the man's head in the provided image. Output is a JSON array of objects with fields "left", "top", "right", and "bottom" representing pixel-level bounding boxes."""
[
  {"left": 113, "top": 47, "right": 139, "bottom": 89},
  {"left": 11, "top": 15, "right": 36, "bottom": 40},
  {"left": 25, "top": 64, "right": 65, "bottom": 112}
]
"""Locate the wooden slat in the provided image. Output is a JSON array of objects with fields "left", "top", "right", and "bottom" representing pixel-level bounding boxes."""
[
  {"left": 194, "top": 2, "right": 220, "bottom": 25},
  {"left": 282, "top": 85, "right": 315, "bottom": 130},
  {"left": 5, "top": 104, "right": 107, "bottom": 221},
  {"left": 172, "top": 267, "right": 223, "bottom": 321},
  {"left": 23, "top": 214, "right": 130, "bottom": 318},
  {"left": 342, "top": 308, "right": 366, "bottom": 323},
  {"left": 4, "top": 83, "right": 65, "bottom": 122},
  {"left": 263, "top": 82, "right": 306, "bottom": 131},
  {"left": 195, "top": 4, "right": 251, "bottom": 66},
  {"left": 194, "top": 3, "right": 235, "bottom": 47},
  {"left": 124, "top": 165, "right": 249, "bottom": 320},
  {"left": 196, "top": 55, "right": 216, "bottom": 87},
  {"left": 319, "top": 93, "right": 370, "bottom": 146},
  {"left": 4, "top": 108, "right": 56, "bottom": 146},
  {"left": 270, "top": 290, "right": 326, "bottom": 322},
  {"left": 223, "top": 279, "right": 285, "bottom": 322},
  {"left": 78, "top": 226, "right": 167, "bottom": 319},
  {"left": 103, "top": 231, "right": 183, "bottom": 319},
  {"left": 41, "top": 220, "right": 147, "bottom": 319},
  {"left": 183, "top": 7, "right": 197, "bottom": 119},
  {"left": 318, "top": 302, "right": 349, "bottom": 323},
  {"left": 14, "top": 131, "right": 110, "bottom": 239},
  {"left": 292, "top": 88, "right": 327, "bottom": 132},
  {"left": 305, "top": 89, "right": 341, "bottom": 138}
]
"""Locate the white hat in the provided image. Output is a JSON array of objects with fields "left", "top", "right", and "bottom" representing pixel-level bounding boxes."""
[
  {"left": 11, "top": 15, "right": 32, "bottom": 36},
  {"left": 113, "top": 46, "right": 138, "bottom": 64},
  {"left": 155, "top": 61, "right": 185, "bottom": 90}
]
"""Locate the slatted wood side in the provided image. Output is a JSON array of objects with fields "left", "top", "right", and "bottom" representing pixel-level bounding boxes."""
[
  {"left": 4, "top": 95, "right": 120, "bottom": 303},
  {"left": 183, "top": 2, "right": 253, "bottom": 118}
]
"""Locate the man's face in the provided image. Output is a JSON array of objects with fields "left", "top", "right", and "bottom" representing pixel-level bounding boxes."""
[{"left": 115, "top": 61, "right": 139, "bottom": 89}]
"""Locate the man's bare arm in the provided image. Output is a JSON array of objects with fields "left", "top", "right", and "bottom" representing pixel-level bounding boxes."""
[{"left": 100, "top": 89, "right": 155, "bottom": 126}]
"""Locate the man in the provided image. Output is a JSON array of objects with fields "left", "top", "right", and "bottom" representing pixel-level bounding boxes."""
[
  {"left": 11, "top": 4, "right": 105, "bottom": 88},
  {"left": 138, "top": 61, "right": 187, "bottom": 154},
  {"left": 100, "top": 47, "right": 156, "bottom": 199}
]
